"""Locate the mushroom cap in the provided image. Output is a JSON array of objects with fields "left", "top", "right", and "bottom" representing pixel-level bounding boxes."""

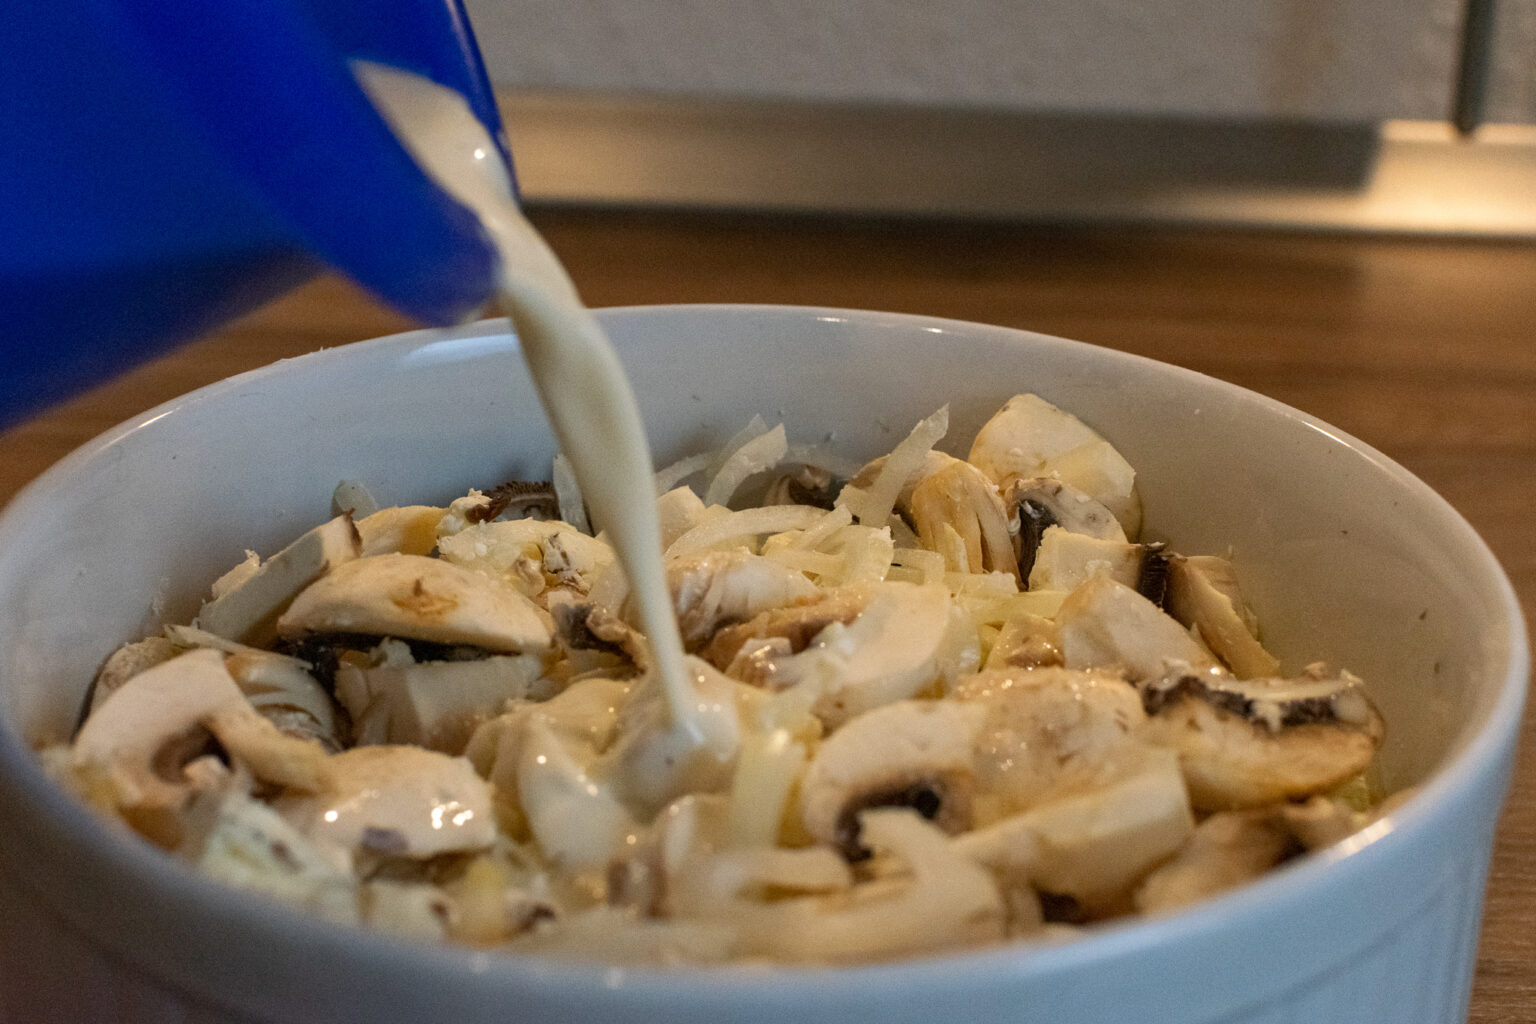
[
  {"left": 953, "top": 666, "right": 1147, "bottom": 821},
  {"left": 1005, "top": 477, "right": 1127, "bottom": 544},
  {"left": 967, "top": 394, "right": 1142, "bottom": 537},
  {"left": 666, "top": 548, "right": 820, "bottom": 651},
  {"left": 335, "top": 647, "right": 549, "bottom": 754},
  {"left": 808, "top": 581, "right": 956, "bottom": 726},
  {"left": 1164, "top": 554, "right": 1281, "bottom": 679},
  {"left": 355, "top": 505, "right": 446, "bottom": 557},
  {"left": 74, "top": 649, "right": 248, "bottom": 811},
  {"left": 954, "top": 745, "right": 1194, "bottom": 913},
  {"left": 800, "top": 698, "right": 986, "bottom": 854},
  {"left": 1140, "top": 688, "right": 1384, "bottom": 811},
  {"left": 197, "top": 514, "right": 362, "bottom": 646},
  {"left": 276, "top": 553, "right": 553, "bottom": 654},
  {"left": 1134, "top": 807, "right": 1297, "bottom": 914},
  {"left": 1055, "top": 574, "right": 1218, "bottom": 682},
  {"left": 274, "top": 745, "right": 496, "bottom": 860}
]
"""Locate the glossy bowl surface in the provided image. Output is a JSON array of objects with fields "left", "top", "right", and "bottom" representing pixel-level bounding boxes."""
[{"left": 0, "top": 306, "right": 1524, "bottom": 1024}]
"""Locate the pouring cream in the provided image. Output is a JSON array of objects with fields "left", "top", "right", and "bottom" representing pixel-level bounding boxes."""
[{"left": 353, "top": 62, "right": 701, "bottom": 751}]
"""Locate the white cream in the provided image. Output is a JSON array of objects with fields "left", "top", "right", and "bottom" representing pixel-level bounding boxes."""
[{"left": 354, "top": 63, "right": 698, "bottom": 745}]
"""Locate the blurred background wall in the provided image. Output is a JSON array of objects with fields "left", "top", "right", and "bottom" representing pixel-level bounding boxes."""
[
  {"left": 462, "top": 0, "right": 1536, "bottom": 234},
  {"left": 466, "top": 0, "right": 1534, "bottom": 124}
]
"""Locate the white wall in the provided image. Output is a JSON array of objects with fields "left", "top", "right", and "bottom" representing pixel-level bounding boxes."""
[{"left": 465, "top": 0, "right": 1535, "bottom": 124}]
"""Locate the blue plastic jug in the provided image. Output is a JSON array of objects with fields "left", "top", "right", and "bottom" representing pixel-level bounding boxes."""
[{"left": 1, "top": 0, "right": 510, "bottom": 430}]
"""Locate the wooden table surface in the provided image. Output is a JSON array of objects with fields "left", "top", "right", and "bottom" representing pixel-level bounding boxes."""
[{"left": 2, "top": 210, "right": 1533, "bottom": 1020}]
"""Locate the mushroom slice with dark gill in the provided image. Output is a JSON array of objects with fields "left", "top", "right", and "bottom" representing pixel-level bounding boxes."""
[
  {"left": 799, "top": 699, "right": 985, "bottom": 860},
  {"left": 967, "top": 393, "right": 1143, "bottom": 537},
  {"left": 664, "top": 548, "right": 820, "bottom": 653},
  {"left": 276, "top": 553, "right": 553, "bottom": 655},
  {"left": 762, "top": 463, "right": 841, "bottom": 509},
  {"left": 1138, "top": 664, "right": 1384, "bottom": 812},
  {"left": 1164, "top": 553, "right": 1280, "bottom": 679},
  {"left": 466, "top": 480, "right": 559, "bottom": 523},
  {"left": 70, "top": 648, "right": 331, "bottom": 847}
]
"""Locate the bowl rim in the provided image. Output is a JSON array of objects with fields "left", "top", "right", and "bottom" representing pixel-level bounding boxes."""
[{"left": 0, "top": 302, "right": 1526, "bottom": 1005}]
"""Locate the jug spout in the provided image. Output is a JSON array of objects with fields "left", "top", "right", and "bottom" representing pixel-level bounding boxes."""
[{"left": 1, "top": 0, "right": 510, "bottom": 431}]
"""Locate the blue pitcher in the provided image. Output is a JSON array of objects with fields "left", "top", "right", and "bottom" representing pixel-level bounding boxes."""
[{"left": 0, "top": 0, "right": 509, "bottom": 429}]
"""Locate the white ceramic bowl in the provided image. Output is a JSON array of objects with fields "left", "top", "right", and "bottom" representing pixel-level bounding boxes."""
[{"left": 0, "top": 306, "right": 1524, "bottom": 1024}]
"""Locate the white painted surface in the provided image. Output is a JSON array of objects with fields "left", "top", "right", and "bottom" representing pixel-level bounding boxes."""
[
  {"left": 1489, "top": 0, "right": 1536, "bottom": 124},
  {"left": 464, "top": 0, "right": 1536, "bottom": 123}
]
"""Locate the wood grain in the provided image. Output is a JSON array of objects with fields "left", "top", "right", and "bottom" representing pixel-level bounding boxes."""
[{"left": 2, "top": 211, "right": 1532, "bottom": 1020}]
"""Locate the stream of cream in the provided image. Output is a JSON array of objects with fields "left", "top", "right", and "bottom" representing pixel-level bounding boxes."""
[{"left": 354, "top": 63, "right": 700, "bottom": 743}]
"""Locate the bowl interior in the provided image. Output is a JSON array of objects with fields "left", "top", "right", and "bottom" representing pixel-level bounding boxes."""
[{"left": 1, "top": 306, "right": 1516, "bottom": 791}]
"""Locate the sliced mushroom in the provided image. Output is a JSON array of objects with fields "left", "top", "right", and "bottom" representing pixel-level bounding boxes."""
[
  {"left": 196, "top": 514, "right": 363, "bottom": 646},
  {"left": 87, "top": 634, "right": 182, "bottom": 716},
  {"left": 437, "top": 518, "right": 614, "bottom": 600},
  {"left": 162, "top": 624, "right": 341, "bottom": 750},
  {"left": 73, "top": 648, "right": 330, "bottom": 846},
  {"left": 664, "top": 548, "right": 819, "bottom": 651},
  {"left": 800, "top": 698, "right": 986, "bottom": 858},
  {"left": 967, "top": 394, "right": 1142, "bottom": 537},
  {"left": 952, "top": 667, "right": 1147, "bottom": 822},
  {"left": 276, "top": 553, "right": 553, "bottom": 654},
  {"left": 736, "top": 581, "right": 954, "bottom": 727},
  {"left": 355, "top": 505, "right": 446, "bottom": 557},
  {"left": 548, "top": 592, "right": 646, "bottom": 668},
  {"left": 1164, "top": 554, "right": 1281, "bottom": 679},
  {"left": 907, "top": 458, "right": 1018, "bottom": 582},
  {"left": 221, "top": 648, "right": 341, "bottom": 751},
  {"left": 1025, "top": 526, "right": 1165, "bottom": 596},
  {"left": 702, "top": 587, "right": 868, "bottom": 677},
  {"left": 1138, "top": 666, "right": 1385, "bottom": 811},
  {"left": 1055, "top": 574, "right": 1220, "bottom": 682},
  {"left": 728, "top": 810, "right": 1006, "bottom": 965},
  {"left": 274, "top": 745, "right": 496, "bottom": 861},
  {"left": 1133, "top": 807, "right": 1299, "bottom": 914},
  {"left": 953, "top": 745, "right": 1194, "bottom": 916},
  {"left": 472, "top": 480, "right": 561, "bottom": 523},
  {"left": 982, "top": 611, "right": 1063, "bottom": 670},
  {"left": 1007, "top": 477, "right": 1126, "bottom": 545},
  {"left": 72, "top": 648, "right": 250, "bottom": 845},
  {"left": 334, "top": 638, "right": 551, "bottom": 754},
  {"left": 202, "top": 705, "right": 333, "bottom": 794}
]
